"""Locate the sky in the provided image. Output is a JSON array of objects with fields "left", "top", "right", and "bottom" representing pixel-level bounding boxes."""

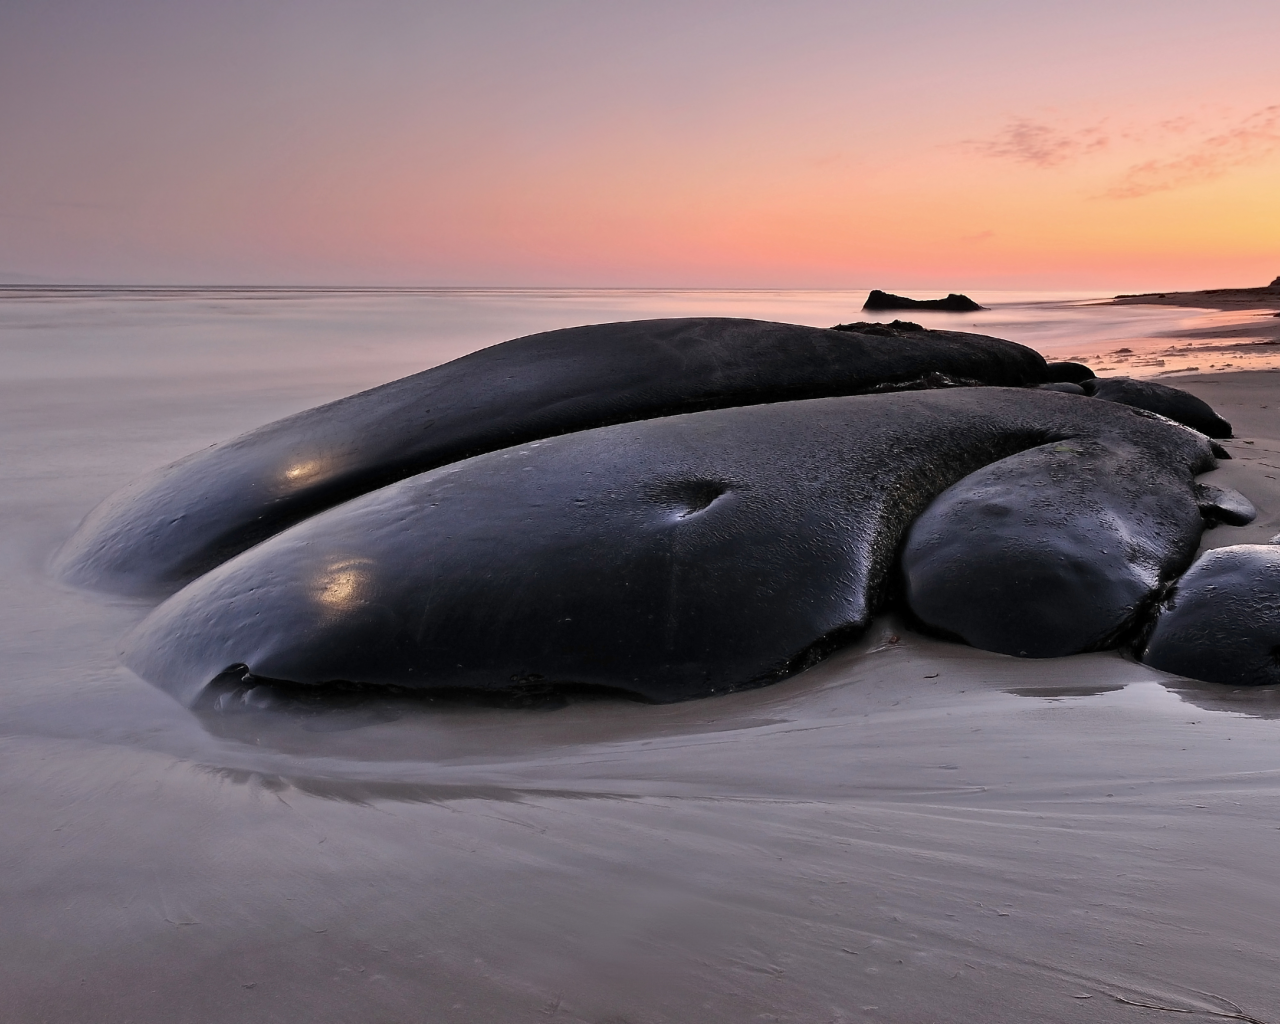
[{"left": 1, "top": 0, "right": 1278, "bottom": 290}]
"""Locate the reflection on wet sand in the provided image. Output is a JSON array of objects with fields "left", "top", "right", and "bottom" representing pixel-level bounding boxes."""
[
  {"left": 1056, "top": 308, "right": 1280, "bottom": 376},
  {"left": 1165, "top": 679, "right": 1280, "bottom": 720},
  {"left": 1005, "top": 683, "right": 1125, "bottom": 700}
]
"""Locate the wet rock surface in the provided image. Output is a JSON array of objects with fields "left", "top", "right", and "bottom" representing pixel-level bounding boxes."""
[
  {"left": 902, "top": 419, "right": 1212, "bottom": 657},
  {"left": 123, "top": 389, "right": 1215, "bottom": 704},
  {"left": 1045, "top": 360, "right": 1096, "bottom": 382},
  {"left": 1082, "top": 375, "right": 1233, "bottom": 438},
  {"left": 1143, "top": 544, "right": 1280, "bottom": 686},
  {"left": 55, "top": 317, "right": 1046, "bottom": 597}
]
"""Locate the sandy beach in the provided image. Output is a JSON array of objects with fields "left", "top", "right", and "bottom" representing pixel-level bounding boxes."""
[
  {"left": 1113, "top": 282, "right": 1280, "bottom": 311},
  {"left": 1086, "top": 285, "right": 1280, "bottom": 377},
  {"left": 7, "top": 0, "right": 1280, "bottom": 1015},
  {"left": 3, "top": 292, "right": 1280, "bottom": 1024}
]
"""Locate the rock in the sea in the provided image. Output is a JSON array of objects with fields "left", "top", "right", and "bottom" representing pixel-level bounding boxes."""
[
  {"left": 1081, "top": 376, "right": 1232, "bottom": 438},
  {"left": 122, "top": 388, "right": 1215, "bottom": 705},
  {"left": 1142, "top": 545, "right": 1280, "bottom": 686},
  {"left": 55, "top": 318, "right": 1048, "bottom": 597},
  {"left": 862, "top": 290, "right": 986, "bottom": 312}
]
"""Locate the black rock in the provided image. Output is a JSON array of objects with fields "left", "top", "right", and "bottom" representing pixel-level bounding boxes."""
[
  {"left": 56, "top": 318, "right": 1048, "bottom": 596},
  {"left": 1080, "top": 376, "right": 1232, "bottom": 438},
  {"left": 1045, "top": 360, "right": 1096, "bottom": 383},
  {"left": 1142, "top": 545, "right": 1280, "bottom": 686},
  {"left": 862, "top": 290, "right": 986, "bottom": 312},
  {"left": 1038, "top": 382, "right": 1086, "bottom": 395},
  {"left": 123, "top": 388, "right": 1216, "bottom": 704},
  {"left": 901, "top": 393, "right": 1215, "bottom": 659},
  {"left": 831, "top": 320, "right": 926, "bottom": 334},
  {"left": 1193, "top": 483, "right": 1256, "bottom": 527}
]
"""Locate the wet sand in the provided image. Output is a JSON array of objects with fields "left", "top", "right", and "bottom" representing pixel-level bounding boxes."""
[
  {"left": 1066, "top": 285, "right": 1280, "bottom": 378},
  {"left": 3, "top": 301, "right": 1280, "bottom": 1022}
]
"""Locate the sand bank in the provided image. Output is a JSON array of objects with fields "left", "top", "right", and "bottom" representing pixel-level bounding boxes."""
[{"left": 1112, "top": 280, "right": 1280, "bottom": 311}]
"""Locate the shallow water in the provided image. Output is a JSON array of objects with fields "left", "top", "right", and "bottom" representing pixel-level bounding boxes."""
[{"left": 3, "top": 287, "right": 1280, "bottom": 1023}]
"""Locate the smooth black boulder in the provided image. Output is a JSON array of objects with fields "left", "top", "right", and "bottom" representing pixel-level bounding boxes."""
[
  {"left": 56, "top": 317, "right": 1048, "bottom": 597},
  {"left": 902, "top": 410, "right": 1215, "bottom": 658},
  {"left": 1142, "top": 545, "right": 1280, "bottom": 686},
  {"left": 1081, "top": 376, "right": 1232, "bottom": 438},
  {"left": 862, "top": 290, "right": 986, "bottom": 312},
  {"left": 1045, "top": 361, "right": 1096, "bottom": 383},
  {"left": 1038, "top": 382, "right": 1086, "bottom": 395},
  {"left": 122, "top": 388, "right": 1215, "bottom": 706},
  {"left": 1194, "top": 483, "right": 1256, "bottom": 526}
]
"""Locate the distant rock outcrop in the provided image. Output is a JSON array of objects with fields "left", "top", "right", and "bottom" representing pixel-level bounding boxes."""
[
  {"left": 1115, "top": 277, "right": 1280, "bottom": 308},
  {"left": 862, "top": 290, "right": 986, "bottom": 312}
]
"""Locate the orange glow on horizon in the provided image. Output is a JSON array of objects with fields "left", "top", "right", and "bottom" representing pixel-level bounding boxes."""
[{"left": 2, "top": 3, "right": 1277, "bottom": 290}]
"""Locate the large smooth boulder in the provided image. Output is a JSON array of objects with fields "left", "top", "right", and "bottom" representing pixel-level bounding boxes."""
[
  {"left": 1142, "top": 545, "right": 1280, "bottom": 686},
  {"left": 901, "top": 406, "right": 1220, "bottom": 657},
  {"left": 1081, "top": 376, "right": 1232, "bottom": 438},
  {"left": 57, "top": 318, "right": 1046, "bottom": 596},
  {"left": 123, "top": 388, "right": 1214, "bottom": 706}
]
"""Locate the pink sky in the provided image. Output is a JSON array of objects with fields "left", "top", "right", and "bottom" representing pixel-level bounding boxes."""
[{"left": 2, "top": 0, "right": 1278, "bottom": 290}]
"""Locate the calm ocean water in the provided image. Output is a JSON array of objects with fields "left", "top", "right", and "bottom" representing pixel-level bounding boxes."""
[{"left": 4, "top": 285, "right": 1277, "bottom": 390}]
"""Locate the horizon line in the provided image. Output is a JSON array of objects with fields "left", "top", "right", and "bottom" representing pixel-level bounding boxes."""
[{"left": 0, "top": 282, "right": 1119, "bottom": 296}]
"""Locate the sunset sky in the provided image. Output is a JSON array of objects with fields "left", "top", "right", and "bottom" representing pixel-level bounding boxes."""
[{"left": 2, "top": 0, "right": 1278, "bottom": 290}]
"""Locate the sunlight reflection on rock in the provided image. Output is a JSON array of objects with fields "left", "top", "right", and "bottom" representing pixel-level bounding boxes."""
[{"left": 315, "top": 558, "right": 373, "bottom": 611}]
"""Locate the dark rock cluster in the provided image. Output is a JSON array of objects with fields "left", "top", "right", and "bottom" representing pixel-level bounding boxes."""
[{"left": 56, "top": 317, "right": 1276, "bottom": 705}]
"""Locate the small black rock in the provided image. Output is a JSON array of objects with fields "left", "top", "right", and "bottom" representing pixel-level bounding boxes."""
[{"left": 1045, "top": 360, "right": 1096, "bottom": 383}]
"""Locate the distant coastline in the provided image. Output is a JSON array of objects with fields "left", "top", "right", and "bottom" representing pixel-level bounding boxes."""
[{"left": 1112, "top": 277, "right": 1280, "bottom": 311}]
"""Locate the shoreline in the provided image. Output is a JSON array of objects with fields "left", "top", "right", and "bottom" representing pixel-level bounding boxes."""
[
  {"left": 1051, "top": 309, "right": 1280, "bottom": 377},
  {"left": 1110, "top": 281, "right": 1280, "bottom": 311}
]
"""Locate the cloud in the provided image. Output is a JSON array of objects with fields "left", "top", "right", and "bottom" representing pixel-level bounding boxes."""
[
  {"left": 960, "top": 106, "right": 1280, "bottom": 200},
  {"left": 960, "top": 119, "right": 1109, "bottom": 168},
  {"left": 1105, "top": 105, "right": 1280, "bottom": 199}
]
